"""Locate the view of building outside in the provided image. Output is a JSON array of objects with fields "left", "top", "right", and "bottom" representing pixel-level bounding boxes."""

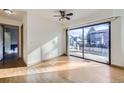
[{"left": 68, "top": 23, "right": 110, "bottom": 63}]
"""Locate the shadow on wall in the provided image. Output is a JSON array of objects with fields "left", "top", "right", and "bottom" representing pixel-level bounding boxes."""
[{"left": 27, "top": 37, "right": 59, "bottom": 65}]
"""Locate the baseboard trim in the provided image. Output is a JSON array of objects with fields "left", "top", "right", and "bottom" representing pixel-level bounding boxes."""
[
  {"left": 111, "top": 64, "right": 124, "bottom": 69},
  {"left": 18, "top": 57, "right": 27, "bottom": 66},
  {"left": 62, "top": 53, "right": 67, "bottom": 56}
]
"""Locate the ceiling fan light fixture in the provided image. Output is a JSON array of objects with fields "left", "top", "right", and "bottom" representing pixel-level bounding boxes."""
[
  {"left": 3, "top": 9, "right": 13, "bottom": 15},
  {"left": 59, "top": 18, "right": 64, "bottom": 21}
]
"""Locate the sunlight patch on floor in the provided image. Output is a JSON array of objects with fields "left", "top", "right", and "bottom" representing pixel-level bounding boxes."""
[{"left": 0, "top": 57, "right": 99, "bottom": 79}]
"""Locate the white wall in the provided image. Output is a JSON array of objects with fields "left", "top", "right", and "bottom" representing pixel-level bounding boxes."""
[
  {"left": 121, "top": 16, "right": 124, "bottom": 65},
  {"left": 65, "top": 9, "right": 124, "bottom": 67},
  {"left": 112, "top": 10, "right": 124, "bottom": 66},
  {"left": 22, "top": 13, "right": 28, "bottom": 63},
  {"left": 25, "top": 11, "right": 64, "bottom": 66}
]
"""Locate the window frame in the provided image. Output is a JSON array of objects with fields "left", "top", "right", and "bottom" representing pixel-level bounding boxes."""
[{"left": 66, "top": 22, "right": 111, "bottom": 65}]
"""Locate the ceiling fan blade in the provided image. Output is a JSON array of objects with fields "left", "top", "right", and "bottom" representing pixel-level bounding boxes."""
[
  {"left": 60, "top": 10, "right": 65, "bottom": 17},
  {"left": 66, "top": 13, "right": 73, "bottom": 16},
  {"left": 65, "top": 17, "right": 70, "bottom": 20},
  {"left": 53, "top": 15, "right": 61, "bottom": 17}
]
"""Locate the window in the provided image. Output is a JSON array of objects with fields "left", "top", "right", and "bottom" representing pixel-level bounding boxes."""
[{"left": 67, "top": 22, "right": 110, "bottom": 64}]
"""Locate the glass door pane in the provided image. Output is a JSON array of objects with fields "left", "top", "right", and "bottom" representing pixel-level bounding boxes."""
[
  {"left": 4, "top": 27, "right": 19, "bottom": 61},
  {"left": 0, "top": 25, "right": 3, "bottom": 61},
  {"left": 68, "top": 28, "right": 83, "bottom": 57},
  {"left": 83, "top": 23, "right": 110, "bottom": 63}
]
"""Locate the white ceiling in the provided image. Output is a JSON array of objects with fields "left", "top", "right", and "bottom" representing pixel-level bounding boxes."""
[
  {"left": 0, "top": 9, "right": 106, "bottom": 22},
  {"left": 26, "top": 9, "right": 102, "bottom": 22}
]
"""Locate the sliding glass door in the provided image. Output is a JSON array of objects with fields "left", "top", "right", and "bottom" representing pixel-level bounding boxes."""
[
  {"left": 4, "top": 26, "right": 19, "bottom": 61},
  {"left": 0, "top": 25, "right": 19, "bottom": 62},
  {"left": 68, "top": 28, "right": 83, "bottom": 57},
  {"left": 0, "top": 25, "right": 3, "bottom": 61},
  {"left": 83, "top": 23, "right": 110, "bottom": 63},
  {"left": 68, "top": 22, "right": 110, "bottom": 64}
]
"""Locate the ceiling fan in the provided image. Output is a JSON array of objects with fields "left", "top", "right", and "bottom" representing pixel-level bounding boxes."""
[{"left": 54, "top": 10, "right": 73, "bottom": 21}]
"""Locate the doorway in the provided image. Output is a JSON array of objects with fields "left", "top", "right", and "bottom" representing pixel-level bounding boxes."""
[
  {"left": 67, "top": 22, "right": 111, "bottom": 64},
  {"left": 0, "top": 25, "right": 19, "bottom": 62}
]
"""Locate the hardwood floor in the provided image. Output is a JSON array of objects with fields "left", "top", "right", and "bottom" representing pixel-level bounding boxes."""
[
  {"left": 0, "top": 58, "right": 26, "bottom": 69},
  {"left": 0, "top": 56, "right": 124, "bottom": 83}
]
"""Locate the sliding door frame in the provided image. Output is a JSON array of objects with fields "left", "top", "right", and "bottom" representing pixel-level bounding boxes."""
[
  {"left": 2, "top": 25, "right": 5, "bottom": 63},
  {"left": 0, "top": 25, "right": 5, "bottom": 63},
  {"left": 0, "top": 24, "right": 19, "bottom": 63},
  {"left": 66, "top": 21, "right": 111, "bottom": 65}
]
